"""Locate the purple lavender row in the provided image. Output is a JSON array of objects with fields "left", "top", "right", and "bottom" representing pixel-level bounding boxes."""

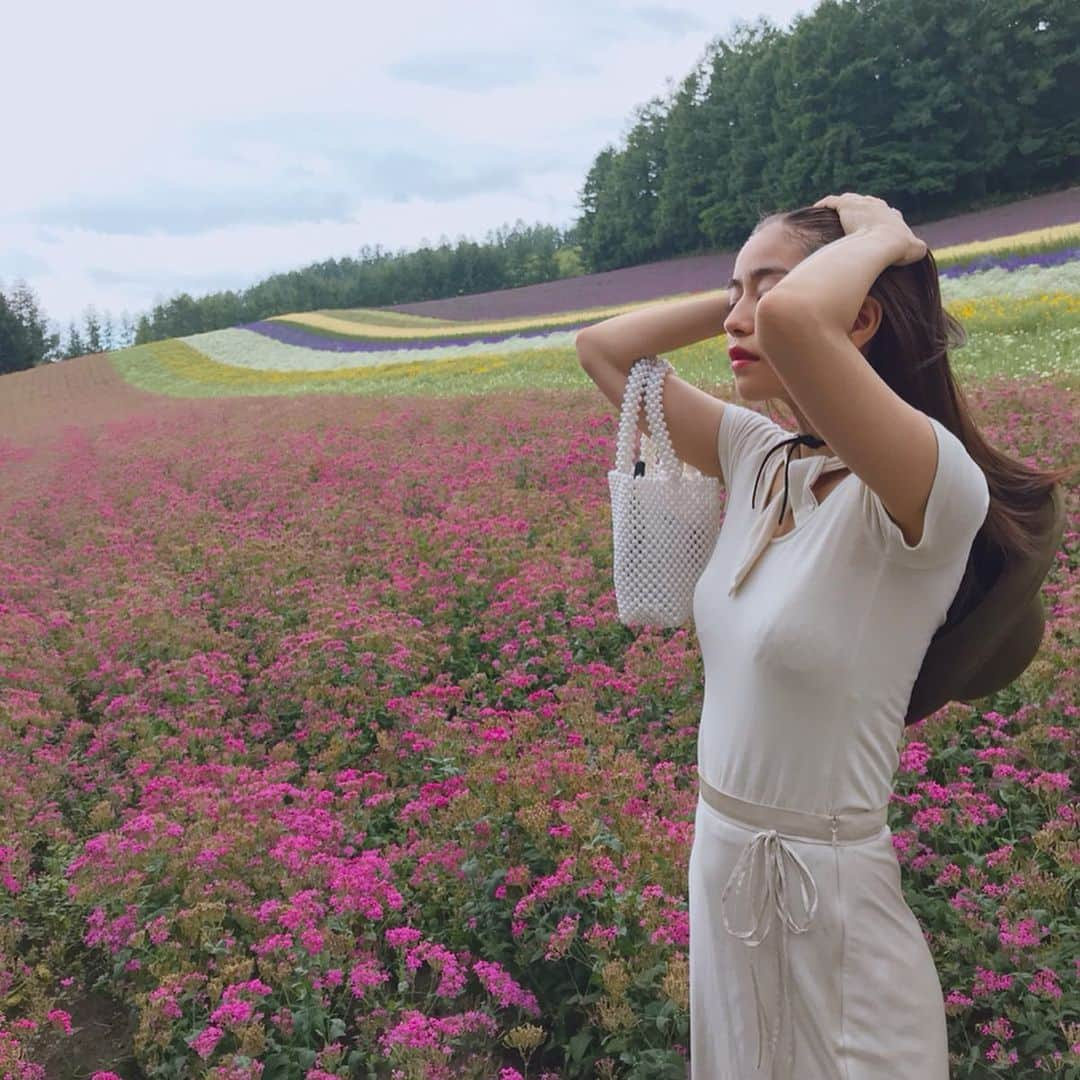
[
  {"left": 239, "top": 318, "right": 597, "bottom": 352},
  {"left": 939, "top": 246, "right": 1080, "bottom": 278}
]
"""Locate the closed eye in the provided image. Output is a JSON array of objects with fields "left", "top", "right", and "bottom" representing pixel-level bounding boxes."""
[
  {"left": 726, "top": 281, "right": 781, "bottom": 316},
  {"left": 725, "top": 268, "right": 788, "bottom": 314}
]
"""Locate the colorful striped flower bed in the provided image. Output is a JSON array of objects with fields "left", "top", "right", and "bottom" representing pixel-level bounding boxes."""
[{"left": 100, "top": 225, "right": 1080, "bottom": 401}]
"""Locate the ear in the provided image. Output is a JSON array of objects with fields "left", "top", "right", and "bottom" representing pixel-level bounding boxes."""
[{"left": 850, "top": 295, "right": 883, "bottom": 351}]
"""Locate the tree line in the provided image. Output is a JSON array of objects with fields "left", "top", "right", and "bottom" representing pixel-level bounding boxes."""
[
  {"left": 576, "top": 0, "right": 1076, "bottom": 270},
  {"left": 0, "top": 281, "right": 139, "bottom": 375},
  {"left": 3, "top": 0, "right": 1076, "bottom": 375}
]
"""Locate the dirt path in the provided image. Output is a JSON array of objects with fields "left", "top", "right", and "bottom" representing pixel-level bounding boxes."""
[{"left": 0, "top": 352, "right": 183, "bottom": 451}]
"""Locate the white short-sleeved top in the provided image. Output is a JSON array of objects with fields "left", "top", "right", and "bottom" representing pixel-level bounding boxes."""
[{"left": 692, "top": 401, "right": 990, "bottom": 816}]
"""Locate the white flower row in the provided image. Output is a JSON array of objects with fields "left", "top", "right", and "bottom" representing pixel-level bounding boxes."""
[
  {"left": 181, "top": 327, "right": 580, "bottom": 372},
  {"left": 939, "top": 260, "right": 1080, "bottom": 301}
]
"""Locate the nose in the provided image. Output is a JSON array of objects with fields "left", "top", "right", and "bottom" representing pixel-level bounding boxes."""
[{"left": 724, "top": 293, "right": 754, "bottom": 339}]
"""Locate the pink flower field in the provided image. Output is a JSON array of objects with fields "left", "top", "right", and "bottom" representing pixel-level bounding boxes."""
[{"left": 0, "top": 371, "right": 1077, "bottom": 1077}]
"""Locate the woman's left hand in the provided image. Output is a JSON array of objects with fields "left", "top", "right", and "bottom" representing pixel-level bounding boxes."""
[{"left": 813, "top": 192, "right": 928, "bottom": 266}]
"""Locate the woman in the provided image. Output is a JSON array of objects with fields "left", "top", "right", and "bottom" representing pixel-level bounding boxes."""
[{"left": 576, "top": 194, "right": 1071, "bottom": 1079}]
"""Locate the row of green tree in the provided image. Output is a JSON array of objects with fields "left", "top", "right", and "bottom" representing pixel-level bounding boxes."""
[
  {"left": 0, "top": 280, "right": 138, "bottom": 375},
  {"left": 4, "top": 0, "right": 1076, "bottom": 374}
]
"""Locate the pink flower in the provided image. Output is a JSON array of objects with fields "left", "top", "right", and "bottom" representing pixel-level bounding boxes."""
[
  {"left": 47, "top": 1009, "right": 73, "bottom": 1035},
  {"left": 188, "top": 1023, "right": 225, "bottom": 1059},
  {"left": 210, "top": 998, "right": 253, "bottom": 1026},
  {"left": 349, "top": 954, "right": 390, "bottom": 999}
]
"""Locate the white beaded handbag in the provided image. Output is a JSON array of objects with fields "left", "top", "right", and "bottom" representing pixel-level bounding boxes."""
[{"left": 608, "top": 355, "right": 723, "bottom": 628}]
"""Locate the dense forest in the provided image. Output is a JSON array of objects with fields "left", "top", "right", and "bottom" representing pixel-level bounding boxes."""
[{"left": 3, "top": 0, "right": 1077, "bottom": 374}]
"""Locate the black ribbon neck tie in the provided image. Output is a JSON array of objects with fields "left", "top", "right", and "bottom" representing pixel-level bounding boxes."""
[
  {"left": 730, "top": 432, "right": 847, "bottom": 596},
  {"left": 752, "top": 432, "right": 827, "bottom": 528}
]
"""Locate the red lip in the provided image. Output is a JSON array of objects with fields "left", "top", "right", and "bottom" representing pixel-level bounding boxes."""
[{"left": 729, "top": 347, "right": 759, "bottom": 362}]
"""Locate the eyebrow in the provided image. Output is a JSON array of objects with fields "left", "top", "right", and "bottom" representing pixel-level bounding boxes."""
[{"left": 726, "top": 266, "right": 789, "bottom": 288}]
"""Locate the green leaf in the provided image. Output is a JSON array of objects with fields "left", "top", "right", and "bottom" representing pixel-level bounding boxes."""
[{"left": 568, "top": 1029, "right": 592, "bottom": 1062}]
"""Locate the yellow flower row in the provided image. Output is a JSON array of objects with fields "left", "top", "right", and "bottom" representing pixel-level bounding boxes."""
[
  {"left": 301, "top": 309, "right": 461, "bottom": 328},
  {"left": 948, "top": 292, "right": 1080, "bottom": 323},
  {"left": 936, "top": 222, "right": 1080, "bottom": 261},
  {"left": 270, "top": 299, "right": 651, "bottom": 340}
]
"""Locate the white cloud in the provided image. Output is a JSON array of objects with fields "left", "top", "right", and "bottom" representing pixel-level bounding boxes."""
[{"left": 0, "top": 0, "right": 813, "bottom": 328}]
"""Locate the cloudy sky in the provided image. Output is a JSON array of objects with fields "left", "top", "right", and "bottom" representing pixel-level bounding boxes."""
[{"left": 2, "top": 0, "right": 813, "bottom": 331}]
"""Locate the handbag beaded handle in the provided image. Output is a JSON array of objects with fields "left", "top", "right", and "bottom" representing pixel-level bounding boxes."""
[
  {"left": 615, "top": 358, "right": 650, "bottom": 475},
  {"left": 641, "top": 356, "right": 679, "bottom": 477},
  {"left": 615, "top": 356, "right": 680, "bottom": 477}
]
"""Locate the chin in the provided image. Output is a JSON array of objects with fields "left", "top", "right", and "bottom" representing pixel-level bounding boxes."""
[{"left": 732, "top": 373, "right": 774, "bottom": 399}]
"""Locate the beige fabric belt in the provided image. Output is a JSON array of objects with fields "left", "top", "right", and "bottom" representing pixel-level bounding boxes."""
[{"left": 698, "top": 777, "right": 889, "bottom": 1079}]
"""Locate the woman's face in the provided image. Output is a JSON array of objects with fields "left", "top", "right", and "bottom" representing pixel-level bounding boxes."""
[{"left": 723, "top": 223, "right": 807, "bottom": 403}]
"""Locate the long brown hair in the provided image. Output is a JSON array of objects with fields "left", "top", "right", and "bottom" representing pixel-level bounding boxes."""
[{"left": 745, "top": 205, "right": 1074, "bottom": 609}]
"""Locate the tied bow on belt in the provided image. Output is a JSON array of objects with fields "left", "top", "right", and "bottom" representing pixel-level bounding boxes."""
[{"left": 720, "top": 829, "right": 820, "bottom": 1079}]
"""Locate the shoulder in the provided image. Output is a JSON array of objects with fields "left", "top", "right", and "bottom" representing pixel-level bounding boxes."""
[
  {"left": 716, "top": 403, "right": 788, "bottom": 492},
  {"left": 854, "top": 414, "right": 989, "bottom": 569}
]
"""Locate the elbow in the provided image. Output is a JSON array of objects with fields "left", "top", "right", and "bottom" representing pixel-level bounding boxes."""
[
  {"left": 575, "top": 328, "right": 607, "bottom": 369},
  {"left": 755, "top": 292, "right": 808, "bottom": 331},
  {"left": 754, "top": 294, "right": 812, "bottom": 358}
]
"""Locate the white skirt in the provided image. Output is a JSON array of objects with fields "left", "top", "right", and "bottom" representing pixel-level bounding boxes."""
[{"left": 689, "top": 781, "right": 950, "bottom": 1079}]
